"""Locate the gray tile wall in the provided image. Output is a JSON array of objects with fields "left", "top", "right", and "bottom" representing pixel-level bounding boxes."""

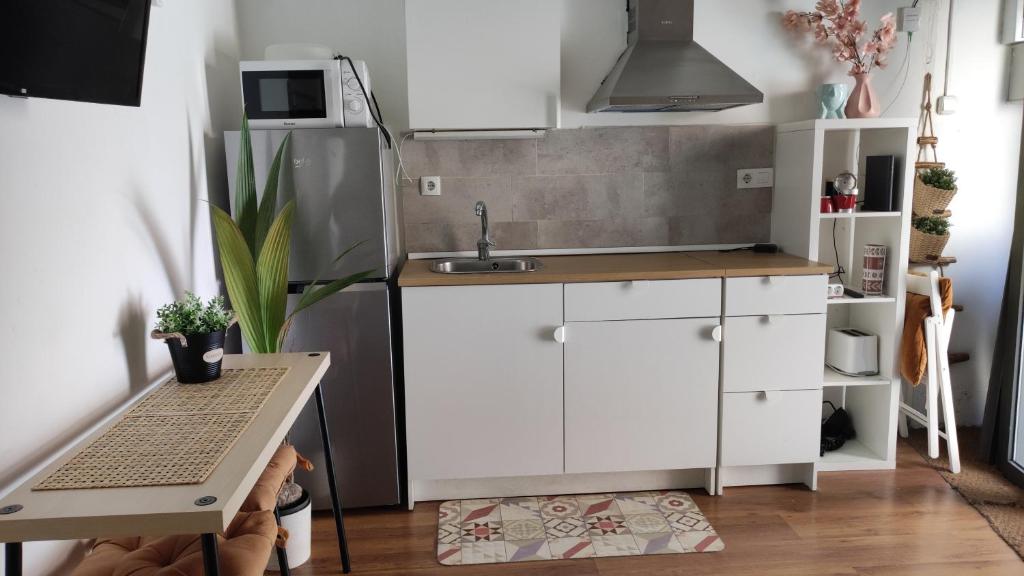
[{"left": 400, "top": 125, "right": 774, "bottom": 253}]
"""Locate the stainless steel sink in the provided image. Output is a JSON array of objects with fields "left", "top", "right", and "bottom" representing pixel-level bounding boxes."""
[{"left": 430, "top": 257, "right": 543, "bottom": 274}]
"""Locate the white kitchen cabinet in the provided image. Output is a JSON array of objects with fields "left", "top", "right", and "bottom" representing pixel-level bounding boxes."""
[
  {"left": 404, "top": 0, "right": 561, "bottom": 131},
  {"left": 564, "top": 279, "right": 721, "bottom": 321},
  {"left": 402, "top": 284, "right": 564, "bottom": 481},
  {"left": 724, "top": 275, "right": 826, "bottom": 316},
  {"left": 564, "top": 319, "right": 720, "bottom": 474},
  {"left": 722, "top": 314, "right": 826, "bottom": 393},
  {"left": 718, "top": 274, "right": 827, "bottom": 491},
  {"left": 721, "top": 390, "right": 823, "bottom": 467}
]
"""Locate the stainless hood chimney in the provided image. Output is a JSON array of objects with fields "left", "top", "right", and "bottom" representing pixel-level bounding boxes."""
[{"left": 587, "top": 0, "right": 764, "bottom": 113}]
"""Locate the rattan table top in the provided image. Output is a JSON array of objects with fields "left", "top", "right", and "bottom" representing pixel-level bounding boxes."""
[{"left": 34, "top": 367, "right": 289, "bottom": 491}]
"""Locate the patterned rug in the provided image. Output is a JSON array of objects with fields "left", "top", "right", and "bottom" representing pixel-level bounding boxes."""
[{"left": 436, "top": 491, "right": 723, "bottom": 565}]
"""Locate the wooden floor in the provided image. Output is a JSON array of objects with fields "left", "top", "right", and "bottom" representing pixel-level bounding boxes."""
[{"left": 290, "top": 442, "right": 1024, "bottom": 576}]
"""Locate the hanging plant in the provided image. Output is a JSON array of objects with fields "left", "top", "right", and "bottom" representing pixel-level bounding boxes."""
[{"left": 919, "top": 167, "right": 958, "bottom": 192}]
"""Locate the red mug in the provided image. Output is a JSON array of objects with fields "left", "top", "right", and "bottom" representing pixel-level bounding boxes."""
[
  {"left": 833, "top": 194, "right": 857, "bottom": 212},
  {"left": 820, "top": 196, "right": 835, "bottom": 213}
]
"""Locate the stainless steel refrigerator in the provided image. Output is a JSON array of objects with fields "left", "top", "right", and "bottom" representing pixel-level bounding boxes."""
[{"left": 225, "top": 128, "right": 402, "bottom": 509}]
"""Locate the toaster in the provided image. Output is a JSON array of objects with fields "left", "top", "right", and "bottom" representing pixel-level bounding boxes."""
[{"left": 826, "top": 328, "right": 879, "bottom": 376}]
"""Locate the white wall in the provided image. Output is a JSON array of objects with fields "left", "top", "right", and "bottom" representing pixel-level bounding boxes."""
[
  {"left": 933, "top": 0, "right": 1022, "bottom": 425},
  {"left": 234, "top": 0, "right": 409, "bottom": 132},
  {"left": 0, "top": 1, "right": 241, "bottom": 573},
  {"left": 234, "top": 0, "right": 936, "bottom": 131}
]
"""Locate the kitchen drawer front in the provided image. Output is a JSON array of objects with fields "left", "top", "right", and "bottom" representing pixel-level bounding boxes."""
[
  {"left": 724, "top": 275, "right": 826, "bottom": 317},
  {"left": 721, "top": 389, "right": 822, "bottom": 467},
  {"left": 565, "top": 278, "right": 721, "bottom": 321},
  {"left": 722, "top": 314, "right": 825, "bottom": 392}
]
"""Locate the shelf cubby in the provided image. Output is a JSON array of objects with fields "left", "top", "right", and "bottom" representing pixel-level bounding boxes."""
[{"left": 773, "top": 118, "right": 914, "bottom": 473}]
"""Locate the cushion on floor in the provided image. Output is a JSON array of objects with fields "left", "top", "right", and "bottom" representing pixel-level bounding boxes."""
[
  {"left": 241, "top": 443, "right": 299, "bottom": 513},
  {"left": 70, "top": 509, "right": 277, "bottom": 576},
  {"left": 71, "top": 443, "right": 305, "bottom": 575}
]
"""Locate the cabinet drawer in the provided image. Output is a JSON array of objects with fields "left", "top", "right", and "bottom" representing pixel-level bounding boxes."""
[
  {"left": 565, "top": 279, "right": 721, "bottom": 321},
  {"left": 724, "top": 275, "right": 826, "bottom": 316},
  {"left": 721, "top": 390, "right": 822, "bottom": 467},
  {"left": 723, "top": 314, "right": 825, "bottom": 392}
]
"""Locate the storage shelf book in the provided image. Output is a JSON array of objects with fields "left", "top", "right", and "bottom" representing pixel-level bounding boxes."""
[{"left": 772, "top": 118, "right": 915, "bottom": 472}]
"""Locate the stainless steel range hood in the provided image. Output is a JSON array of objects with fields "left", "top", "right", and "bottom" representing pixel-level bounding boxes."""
[{"left": 587, "top": 0, "right": 764, "bottom": 113}]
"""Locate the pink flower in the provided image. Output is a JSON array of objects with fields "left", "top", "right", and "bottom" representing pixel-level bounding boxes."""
[
  {"left": 814, "top": 22, "right": 829, "bottom": 42},
  {"left": 781, "top": 1, "right": 898, "bottom": 76},
  {"left": 815, "top": 0, "right": 841, "bottom": 18},
  {"left": 850, "top": 20, "right": 867, "bottom": 39}
]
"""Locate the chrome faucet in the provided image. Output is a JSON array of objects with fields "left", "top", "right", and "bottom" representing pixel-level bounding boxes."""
[{"left": 475, "top": 201, "right": 495, "bottom": 261}]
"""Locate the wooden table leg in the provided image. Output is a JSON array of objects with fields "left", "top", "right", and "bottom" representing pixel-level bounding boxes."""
[
  {"left": 315, "top": 383, "right": 352, "bottom": 573},
  {"left": 274, "top": 507, "right": 291, "bottom": 576},
  {"left": 5, "top": 542, "right": 22, "bottom": 576},
  {"left": 201, "top": 533, "right": 220, "bottom": 576}
]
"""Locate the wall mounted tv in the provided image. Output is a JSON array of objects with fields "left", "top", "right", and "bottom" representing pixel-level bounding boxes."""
[{"left": 0, "top": 0, "right": 152, "bottom": 107}]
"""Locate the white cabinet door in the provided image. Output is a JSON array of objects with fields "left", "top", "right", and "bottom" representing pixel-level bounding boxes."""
[
  {"left": 405, "top": 0, "right": 560, "bottom": 131},
  {"left": 403, "top": 284, "right": 564, "bottom": 480},
  {"left": 722, "top": 314, "right": 825, "bottom": 393},
  {"left": 564, "top": 319, "right": 720, "bottom": 474}
]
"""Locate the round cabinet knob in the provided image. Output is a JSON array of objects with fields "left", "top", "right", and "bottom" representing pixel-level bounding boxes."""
[
  {"left": 345, "top": 98, "right": 364, "bottom": 112},
  {"left": 553, "top": 326, "right": 567, "bottom": 344}
]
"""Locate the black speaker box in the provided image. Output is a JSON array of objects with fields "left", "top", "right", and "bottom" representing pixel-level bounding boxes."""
[{"left": 863, "top": 155, "right": 898, "bottom": 212}]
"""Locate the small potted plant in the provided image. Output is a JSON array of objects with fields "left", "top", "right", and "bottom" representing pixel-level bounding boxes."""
[
  {"left": 914, "top": 167, "right": 958, "bottom": 217},
  {"left": 151, "top": 292, "right": 235, "bottom": 384},
  {"left": 910, "top": 216, "right": 951, "bottom": 262}
]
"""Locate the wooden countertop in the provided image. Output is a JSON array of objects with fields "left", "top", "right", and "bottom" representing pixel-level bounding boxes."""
[{"left": 398, "top": 251, "right": 831, "bottom": 287}]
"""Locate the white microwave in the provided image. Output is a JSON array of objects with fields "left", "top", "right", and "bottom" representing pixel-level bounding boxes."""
[{"left": 239, "top": 59, "right": 374, "bottom": 129}]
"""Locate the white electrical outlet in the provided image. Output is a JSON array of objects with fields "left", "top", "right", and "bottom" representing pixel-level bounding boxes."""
[
  {"left": 897, "top": 7, "right": 921, "bottom": 32},
  {"left": 737, "top": 168, "right": 774, "bottom": 189},
  {"left": 420, "top": 176, "right": 441, "bottom": 196}
]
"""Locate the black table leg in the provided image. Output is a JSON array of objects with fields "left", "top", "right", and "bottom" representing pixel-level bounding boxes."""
[
  {"left": 201, "top": 533, "right": 220, "bottom": 576},
  {"left": 315, "top": 383, "right": 352, "bottom": 573},
  {"left": 274, "top": 507, "right": 291, "bottom": 575},
  {"left": 5, "top": 542, "right": 21, "bottom": 576}
]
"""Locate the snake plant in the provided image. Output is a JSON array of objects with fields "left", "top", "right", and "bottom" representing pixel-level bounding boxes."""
[{"left": 211, "top": 114, "right": 375, "bottom": 353}]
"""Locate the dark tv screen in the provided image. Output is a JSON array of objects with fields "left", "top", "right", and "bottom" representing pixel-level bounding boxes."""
[{"left": 0, "top": 0, "right": 152, "bottom": 107}]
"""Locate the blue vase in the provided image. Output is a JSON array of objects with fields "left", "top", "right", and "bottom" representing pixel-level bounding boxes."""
[{"left": 817, "top": 83, "right": 849, "bottom": 119}]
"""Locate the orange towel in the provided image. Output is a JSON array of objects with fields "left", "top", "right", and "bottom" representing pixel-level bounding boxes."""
[{"left": 899, "top": 276, "right": 953, "bottom": 386}]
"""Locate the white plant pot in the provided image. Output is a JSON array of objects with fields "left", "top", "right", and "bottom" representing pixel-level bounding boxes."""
[{"left": 267, "top": 488, "right": 312, "bottom": 571}]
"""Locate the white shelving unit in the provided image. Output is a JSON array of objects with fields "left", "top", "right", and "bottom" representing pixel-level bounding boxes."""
[{"left": 772, "top": 118, "right": 915, "bottom": 473}]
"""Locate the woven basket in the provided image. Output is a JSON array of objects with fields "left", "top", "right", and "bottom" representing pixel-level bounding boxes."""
[
  {"left": 913, "top": 175, "right": 957, "bottom": 217},
  {"left": 909, "top": 227, "right": 950, "bottom": 262}
]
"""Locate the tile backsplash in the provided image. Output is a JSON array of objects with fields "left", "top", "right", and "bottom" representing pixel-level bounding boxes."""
[{"left": 400, "top": 125, "right": 774, "bottom": 253}]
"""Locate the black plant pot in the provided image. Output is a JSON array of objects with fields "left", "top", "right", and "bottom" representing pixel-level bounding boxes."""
[{"left": 166, "top": 330, "right": 225, "bottom": 384}]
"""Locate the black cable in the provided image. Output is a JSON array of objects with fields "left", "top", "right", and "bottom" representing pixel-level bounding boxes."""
[
  {"left": 336, "top": 55, "right": 392, "bottom": 149},
  {"left": 831, "top": 219, "right": 846, "bottom": 286}
]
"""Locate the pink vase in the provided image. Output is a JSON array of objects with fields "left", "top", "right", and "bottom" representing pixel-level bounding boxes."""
[{"left": 845, "top": 73, "right": 880, "bottom": 118}]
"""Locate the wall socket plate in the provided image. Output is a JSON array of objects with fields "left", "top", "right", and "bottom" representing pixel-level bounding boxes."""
[
  {"left": 420, "top": 176, "right": 441, "bottom": 196},
  {"left": 737, "top": 168, "right": 774, "bottom": 189}
]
